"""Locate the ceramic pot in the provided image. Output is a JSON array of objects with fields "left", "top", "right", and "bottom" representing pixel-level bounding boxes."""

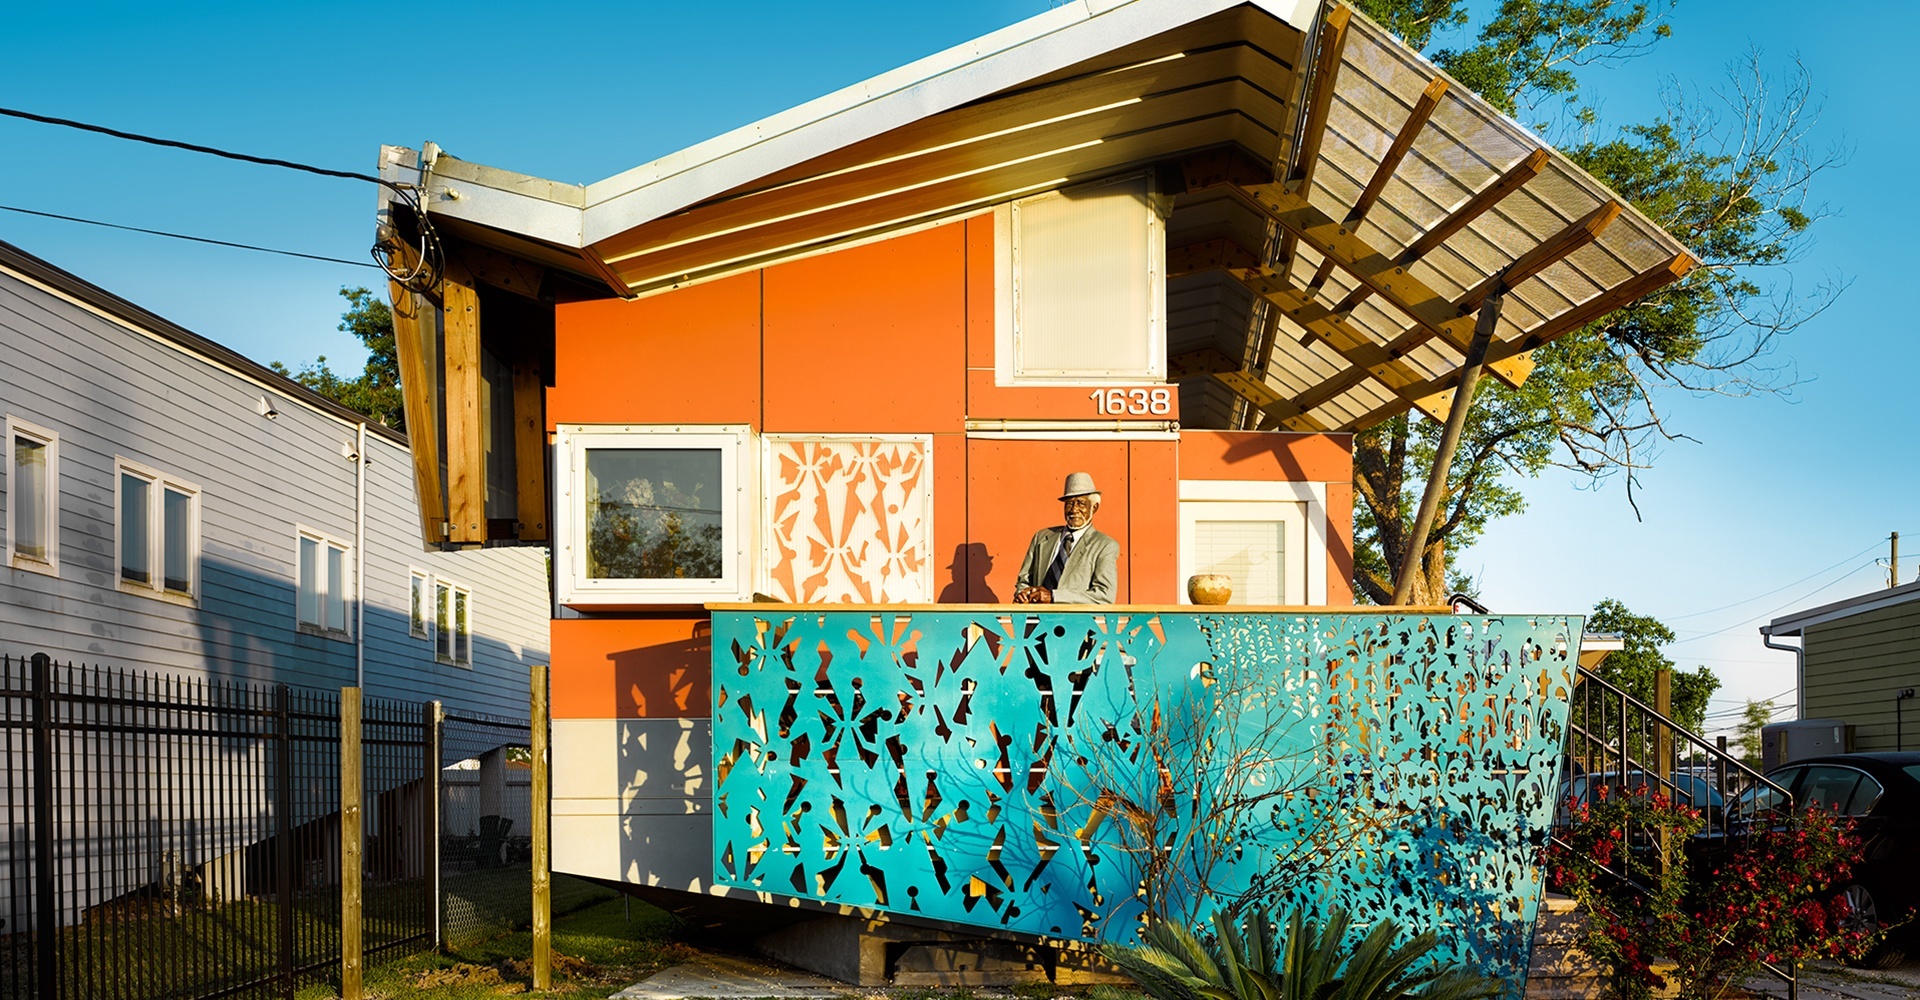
[{"left": 1187, "top": 573, "right": 1233, "bottom": 605}]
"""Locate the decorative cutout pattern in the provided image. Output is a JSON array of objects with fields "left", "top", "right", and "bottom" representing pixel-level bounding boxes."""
[
  {"left": 712, "top": 610, "right": 1578, "bottom": 991},
  {"left": 762, "top": 437, "right": 932, "bottom": 603}
]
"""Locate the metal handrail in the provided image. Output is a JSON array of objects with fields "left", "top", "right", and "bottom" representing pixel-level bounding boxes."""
[{"left": 1558, "top": 665, "right": 1799, "bottom": 999}]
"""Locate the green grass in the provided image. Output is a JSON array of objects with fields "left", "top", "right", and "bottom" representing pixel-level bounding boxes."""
[{"left": 314, "top": 877, "right": 690, "bottom": 999}]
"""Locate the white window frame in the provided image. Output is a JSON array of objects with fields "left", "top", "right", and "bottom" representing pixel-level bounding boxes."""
[
  {"left": 555, "top": 424, "right": 756, "bottom": 606},
  {"left": 994, "top": 173, "right": 1168, "bottom": 386},
  {"left": 115, "top": 458, "right": 200, "bottom": 604},
  {"left": 433, "top": 575, "right": 474, "bottom": 667},
  {"left": 6, "top": 416, "right": 59, "bottom": 575},
  {"left": 1177, "top": 480, "right": 1329, "bottom": 607},
  {"left": 409, "top": 568, "right": 432, "bottom": 639},
  {"left": 295, "top": 526, "right": 353, "bottom": 639}
]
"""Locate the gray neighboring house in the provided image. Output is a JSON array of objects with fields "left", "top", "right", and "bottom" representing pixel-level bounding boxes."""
[
  {"left": 1763, "top": 581, "right": 1920, "bottom": 753},
  {"left": 0, "top": 239, "right": 549, "bottom": 715}
]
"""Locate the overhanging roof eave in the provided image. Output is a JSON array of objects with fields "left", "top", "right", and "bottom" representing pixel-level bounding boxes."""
[
  {"left": 576, "top": 0, "right": 1321, "bottom": 245},
  {"left": 1762, "top": 579, "right": 1920, "bottom": 638},
  {"left": 380, "top": 0, "right": 1322, "bottom": 253}
]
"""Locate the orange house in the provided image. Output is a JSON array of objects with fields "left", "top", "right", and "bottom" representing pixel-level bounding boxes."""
[{"left": 373, "top": 0, "right": 1692, "bottom": 975}]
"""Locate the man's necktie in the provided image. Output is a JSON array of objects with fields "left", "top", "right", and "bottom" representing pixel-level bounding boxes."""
[{"left": 1042, "top": 530, "right": 1076, "bottom": 590}]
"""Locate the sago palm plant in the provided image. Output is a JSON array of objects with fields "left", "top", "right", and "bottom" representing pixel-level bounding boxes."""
[{"left": 1102, "top": 906, "right": 1505, "bottom": 1000}]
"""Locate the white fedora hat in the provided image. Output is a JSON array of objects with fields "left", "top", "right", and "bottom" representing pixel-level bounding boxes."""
[{"left": 1058, "top": 472, "right": 1098, "bottom": 500}]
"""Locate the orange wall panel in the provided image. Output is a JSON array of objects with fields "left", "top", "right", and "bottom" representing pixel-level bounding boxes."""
[
  {"left": 966, "top": 214, "right": 995, "bottom": 370},
  {"left": 1178, "top": 429, "right": 1352, "bottom": 483},
  {"left": 1325, "top": 480, "right": 1355, "bottom": 605},
  {"left": 763, "top": 224, "right": 966, "bottom": 434},
  {"left": 551, "top": 617, "right": 711, "bottom": 720},
  {"left": 1128, "top": 439, "right": 1180, "bottom": 604},
  {"left": 930, "top": 432, "right": 974, "bottom": 602},
  {"left": 965, "top": 439, "right": 1134, "bottom": 603},
  {"left": 550, "top": 273, "right": 761, "bottom": 429}
]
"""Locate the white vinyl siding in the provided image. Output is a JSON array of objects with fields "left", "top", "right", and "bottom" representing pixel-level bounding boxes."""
[{"left": 0, "top": 258, "right": 547, "bottom": 716}]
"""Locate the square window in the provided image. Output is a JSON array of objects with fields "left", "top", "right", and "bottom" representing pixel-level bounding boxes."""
[
  {"left": 556, "top": 426, "right": 753, "bottom": 605},
  {"left": 117, "top": 459, "right": 198, "bottom": 601},
  {"left": 295, "top": 528, "right": 351, "bottom": 638},
  {"left": 6, "top": 417, "right": 59, "bottom": 573},
  {"left": 997, "top": 174, "right": 1166, "bottom": 385}
]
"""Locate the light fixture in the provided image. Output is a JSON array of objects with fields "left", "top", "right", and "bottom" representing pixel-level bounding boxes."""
[
  {"left": 256, "top": 396, "right": 279, "bottom": 420},
  {"left": 341, "top": 440, "right": 360, "bottom": 462}
]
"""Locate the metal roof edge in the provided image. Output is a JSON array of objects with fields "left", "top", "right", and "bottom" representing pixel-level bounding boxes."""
[
  {"left": 1762, "top": 578, "right": 1920, "bottom": 637},
  {"left": 383, "top": 145, "right": 585, "bottom": 249},
  {"left": 0, "top": 239, "right": 410, "bottom": 448},
  {"left": 574, "top": 0, "right": 1323, "bottom": 246}
]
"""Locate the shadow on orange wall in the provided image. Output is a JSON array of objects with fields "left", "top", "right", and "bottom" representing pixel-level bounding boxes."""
[
  {"left": 611, "top": 633, "right": 710, "bottom": 718},
  {"left": 937, "top": 542, "right": 999, "bottom": 603},
  {"left": 552, "top": 618, "right": 712, "bottom": 720}
]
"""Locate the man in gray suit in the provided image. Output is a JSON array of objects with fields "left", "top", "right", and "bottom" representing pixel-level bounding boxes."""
[{"left": 1012, "top": 472, "right": 1119, "bottom": 604}]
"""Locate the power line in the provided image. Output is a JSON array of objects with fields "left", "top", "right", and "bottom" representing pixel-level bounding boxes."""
[
  {"left": 1670, "top": 560, "right": 1878, "bottom": 644},
  {"left": 0, "top": 204, "right": 378, "bottom": 268},
  {"left": 1663, "top": 540, "right": 1884, "bottom": 621},
  {"left": 0, "top": 105, "right": 385, "bottom": 187},
  {"left": 0, "top": 104, "right": 440, "bottom": 289}
]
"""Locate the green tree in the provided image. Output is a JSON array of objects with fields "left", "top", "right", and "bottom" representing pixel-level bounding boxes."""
[
  {"left": 1348, "top": 0, "right": 1843, "bottom": 603},
  {"left": 1586, "top": 597, "right": 1718, "bottom": 734},
  {"left": 1734, "top": 698, "right": 1773, "bottom": 768},
  {"left": 271, "top": 286, "right": 405, "bottom": 430}
]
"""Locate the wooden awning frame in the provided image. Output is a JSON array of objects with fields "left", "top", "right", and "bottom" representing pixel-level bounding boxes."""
[{"left": 1172, "top": 3, "right": 1696, "bottom": 433}]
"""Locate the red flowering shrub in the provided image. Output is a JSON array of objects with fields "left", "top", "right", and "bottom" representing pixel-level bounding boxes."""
[
  {"left": 1547, "top": 782, "right": 1873, "bottom": 1000},
  {"left": 1547, "top": 783, "right": 1698, "bottom": 1000}
]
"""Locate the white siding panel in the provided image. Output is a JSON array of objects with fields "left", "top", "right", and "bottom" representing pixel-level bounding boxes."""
[{"left": 0, "top": 264, "right": 548, "bottom": 720}]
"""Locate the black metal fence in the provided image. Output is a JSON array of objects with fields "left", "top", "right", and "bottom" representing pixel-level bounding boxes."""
[{"left": 0, "top": 652, "right": 436, "bottom": 1000}]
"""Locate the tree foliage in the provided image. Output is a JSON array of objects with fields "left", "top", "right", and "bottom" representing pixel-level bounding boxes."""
[
  {"left": 1586, "top": 598, "right": 1718, "bottom": 733},
  {"left": 1348, "top": 0, "right": 1844, "bottom": 604},
  {"left": 1734, "top": 698, "right": 1774, "bottom": 768},
  {"left": 271, "top": 286, "right": 404, "bottom": 430}
]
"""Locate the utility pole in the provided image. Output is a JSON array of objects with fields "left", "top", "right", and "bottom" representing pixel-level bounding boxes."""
[{"left": 1892, "top": 532, "right": 1901, "bottom": 588}]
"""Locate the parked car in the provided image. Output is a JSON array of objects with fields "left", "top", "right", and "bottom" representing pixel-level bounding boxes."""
[
  {"left": 1730, "top": 752, "right": 1920, "bottom": 968},
  {"left": 1557, "top": 769, "right": 1729, "bottom": 830}
]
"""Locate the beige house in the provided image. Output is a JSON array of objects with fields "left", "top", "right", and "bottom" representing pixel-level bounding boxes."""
[{"left": 1763, "top": 581, "right": 1920, "bottom": 752}]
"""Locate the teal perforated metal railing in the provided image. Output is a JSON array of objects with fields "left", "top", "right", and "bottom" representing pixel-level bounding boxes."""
[{"left": 711, "top": 607, "right": 1581, "bottom": 990}]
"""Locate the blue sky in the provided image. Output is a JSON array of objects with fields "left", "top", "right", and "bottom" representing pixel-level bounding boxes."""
[{"left": 2, "top": 1, "right": 1910, "bottom": 738}]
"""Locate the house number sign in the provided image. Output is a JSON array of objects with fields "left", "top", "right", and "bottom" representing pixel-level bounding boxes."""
[{"left": 1088, "top": 387, "right": 1173, "bottom": 416}]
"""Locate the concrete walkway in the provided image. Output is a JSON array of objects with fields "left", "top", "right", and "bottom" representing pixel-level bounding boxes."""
[
  {"left": 1742, "top": 960, "right": 1920, "bottom": 1000},
  {"left": 612, "top": 953, "right": 854, "bottom": 1000}
]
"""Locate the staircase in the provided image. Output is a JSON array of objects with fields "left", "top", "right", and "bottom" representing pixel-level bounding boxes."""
[
  {"left": 1522, "top": 667, "right": 1799, "bottom": 1000},
  {"left": 1526, "top": 893, "right": 1605, "bottom": 999}
]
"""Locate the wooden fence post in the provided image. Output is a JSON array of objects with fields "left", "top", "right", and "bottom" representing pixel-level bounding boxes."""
[
  {"left": 341, "top": 687, "right": 363, "bottom": 1000},
  {"left": 531, "top": 666, "right": 551, "bottom": 990}
]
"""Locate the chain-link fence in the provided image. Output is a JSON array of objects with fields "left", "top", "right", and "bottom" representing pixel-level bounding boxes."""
[{"left": 438, "top": 710, "right": 534, "bottom": 948}]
